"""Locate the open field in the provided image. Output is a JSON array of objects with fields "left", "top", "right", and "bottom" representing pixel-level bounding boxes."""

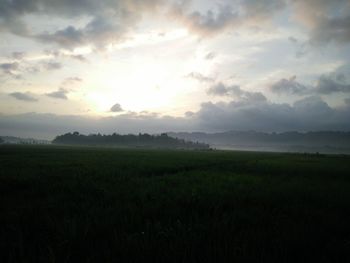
[{"left": 1, "top": 145, "right": 350, "bottom": 262}]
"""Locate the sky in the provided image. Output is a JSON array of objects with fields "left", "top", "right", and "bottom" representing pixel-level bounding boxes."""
[{"left": 1, "top": 0, "right": 350, "bottom": 139}]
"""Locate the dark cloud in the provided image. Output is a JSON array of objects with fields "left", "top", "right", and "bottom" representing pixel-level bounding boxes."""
[
  {"left": 0, "top": 62, "right": 19, "bottom": 75},
  {"left": 0, "top": 0, "right": 95, "bottom": 20},
  {"left": 46, "top": 88, "right": 68, "bottom": 99},
  {"left": 270, "top": 67, "right": 350, "bottom": 96},
  {"left": 208, "top": 82, "right": 267, "bottom": 102},
  {"left": 242, "top": 91, "right": 267, "bottom": 103},
  {"left": 1, "top": 96, "right": 349, "bottom": 139},
  {"left": 185, "top": 111, "right": 195, "bottom": 117},
  {"left": 195, "top": 96, "right": 350, "bottom": 132},
  {"left": 207, "top": 82, "right": 240, "bottom": 96},
  {"left": 37, "top": 26, "right": 86, "bottom": 48},
  {"left": 0, "top": 111, "right": 193, "bottom": 140},
  {"left": 336, "top": 73, "right": 346, "bottom": 82},
  {"left": 110, "top": 103, "right": 124, "bottom": 112},
  {"left": 36, "top": 12, "right": 135, "bottom": 49},
  {"left": 270, "top": 76, "right": 309, "bottom": 95},
  {"left": 309, "top": 15, "right": 350, "bottom": 45},
  {"left": 345, "top": 98, "right": 350, "bottom": 106},
  {"left": 186, "top": 72, "right": 215, "bottom": 83},
  {"left": 0, "top": 0, "right": 289, "bottom": 48},
  {"left": 292, "top": 0, "right": 350, "bottom": 45},
  {"left": 171, "top": 0, "right": 286, "bottom": 37},
  {"left": 37, "top": 13, "right": 126, "bottom": 49},
  {"left": 9, "top": 92, "right": 38, "bottom": 102},
  {"left": 243, "top": 0, "right": 286, "bottom": 21},
  {"left": 293, "top": 96, "right": 333, "bottom": 115},
  {"left": 0, "top": 1, "right": 119, "bottom": 28},
  {"left": 0, "top": 62, "right": 21, "bottom": 79},
  {"left": 184, "top": 6, "right": 239, "bottom": 36},
  {"left": 0, "top": 0, "right": 164, "bottom": 49},
  {"left": 316, "top": 75, "right": 350, "bottom": 94},
  {"left": 1, "top": 0, "right": 349, "bottom": 49}
]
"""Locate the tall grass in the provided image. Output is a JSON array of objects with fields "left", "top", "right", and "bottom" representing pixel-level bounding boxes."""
[{"left": 1, "top": 145, "right": 350, "bottom": 262}]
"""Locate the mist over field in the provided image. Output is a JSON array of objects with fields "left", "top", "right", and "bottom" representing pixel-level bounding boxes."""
[{"left": 168, "top": 131, "right": 350, "bottom": 154}]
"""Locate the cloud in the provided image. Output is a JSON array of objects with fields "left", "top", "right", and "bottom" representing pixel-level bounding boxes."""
[
  {"left": 0, "top": 111, "right": 194, "bottom": 140},
  {"left": 70, "top": 54, "right": 88, "bottom": 62},
  {"left": 46, "top": 88, "right": 68, "bottom": 100},
  {"left": 37, "top": 26, "right": 85, "bottom": 48},
  {"left": 345, "top": 98, "right": 350, "bottom": 106},
  {"left": 9, "top": 92, "right": 38, "bottom": 102},
  {"left": 205, "top": 52, "right": 216, "bottom": 60},
  {"left": 292, "top": 0, "right": 350, "bottom": 45},
  {"left": 0, "top": 0, "right": 284, "bottom": 48},
  {"left": 1, "top": 0, "right": 348, "bottom": 50},
  {"left": 171, "top": 0, "right": 286, "bottom": 37},
  {"left": 181, "top": 6, "right": 239, "bottom": 36},
  {"left": 336, "top": 73, "right": 346, "bottom": 82},
  {"left": 185, "top": 111, "right": 195, "bottom": 117},
  {"left": 316, "top": 75, "right": 350, "bottom": 94},
  {"left": 0, "top": 59, "right": 65, "bottom": 80},
  {"left": 288, "top": 36, "right": 298, "bottom": 44},
  {"left": 186, "top": 72, "right": 215, "bottom": 83},
  {"left": 44, "top": 62, "right": 63, "bottom": 71},
  {"left": 1, "top": 96, "right": 349, "bottom": 139},
  {"left": 270, "top": 76, "right": 309, "bottom": 95},
  {"left": 270, "top": 66, "right": 350, "bottom": 96},
  {"left": 195, "top": 96, "right": 350, "bottom": 132},
  {"left": 62, "top": 77, "right": 83, "bottom": 86},
  {"left": 208, "top": 82, "right": 241, "bottom": 96},
  {"left": 243, "top": 0, "right": 286, "bottom": 21},
  {"left": 293, "top": 96, "right": 333, "bottom": 115},
  {"left": 110, "top": 103, "right": 124, "bottom": 112},
  {"left": 287, "top": 35, "right": 309, "bottom": 58},
  {"left": 310, "top": 15, "right": 350, "bottom": 45},
  {"left": 0, "top": 1, "right": 100, "bottom": 34},
  {"left": 207, "top": 82, "right": 267, "bottom": 102},
  {"left": 0, "top": 62, "right": 19, "bottom": 75},
  {"left": 44, "top": 50, "right": 89, "bottom": 63},
  {"left": 11, "top": 51, "right": 26, "bottom": 60},
  {"left": 2, "top": 0, "right": 289, "bottom": 47},
  {"left": 0, "top": 0, "right": 164, "bottom": 49},
  {"left": 0, "top": 9, "right": 31, "bottom": 37}
]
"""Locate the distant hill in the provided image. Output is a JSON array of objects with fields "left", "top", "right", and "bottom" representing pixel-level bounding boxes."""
[
  {"left": 168, "top": 131, "right": 350, "bottom": 154},
  {"left": 0, "top": 136, "right": 50, "bottom": 145},
  {"left": 52, "top": 132, "right": 210, "bottom": 150}
]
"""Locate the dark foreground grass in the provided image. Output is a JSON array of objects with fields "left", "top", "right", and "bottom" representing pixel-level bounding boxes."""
[{"left": 1, "top": 145, "right": 350, "bottom": 262}]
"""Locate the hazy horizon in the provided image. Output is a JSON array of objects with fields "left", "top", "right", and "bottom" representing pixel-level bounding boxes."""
[{"left": 1, "top": 0, "right": 350, "bottom": 138}]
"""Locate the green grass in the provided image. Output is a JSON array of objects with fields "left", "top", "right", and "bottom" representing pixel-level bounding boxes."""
[{"left": 1, "top": 145, "right": 350, "bottom": 262}]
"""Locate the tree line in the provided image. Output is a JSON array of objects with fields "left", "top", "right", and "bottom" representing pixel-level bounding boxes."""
[{"left": 52, "top": 132, "right": 210, "bottom": 149}]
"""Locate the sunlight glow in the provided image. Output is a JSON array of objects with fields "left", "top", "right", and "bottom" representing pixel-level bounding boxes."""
[{"left": 86, "top": 60, "right": 179, "bottom": 115}]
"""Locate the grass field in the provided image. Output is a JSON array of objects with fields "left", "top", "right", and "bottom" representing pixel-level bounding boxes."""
[{"left": 1, "top": 145, "right": 350, "bottom": 262}]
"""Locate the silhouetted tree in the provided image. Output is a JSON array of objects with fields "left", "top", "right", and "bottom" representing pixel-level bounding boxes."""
[
  {"left": 52, "top": 132, "right": 209, "bottom": 149},
  {"left": 0, "top": 138, "right": 4, "bottom": 144}
]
